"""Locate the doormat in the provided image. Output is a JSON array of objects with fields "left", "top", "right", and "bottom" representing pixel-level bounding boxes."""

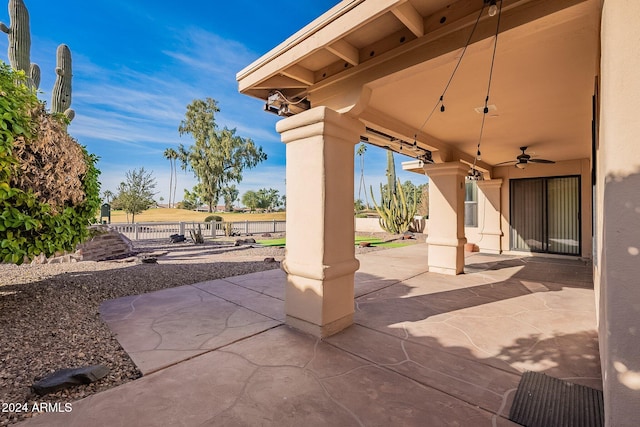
[{"left": 509, "top": 371, "right": 603, "bottom": 427}]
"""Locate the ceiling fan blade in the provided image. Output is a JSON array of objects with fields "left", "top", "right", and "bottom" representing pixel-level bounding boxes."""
[
  {"left": 529, "top": 158, "right": 555, "bottom": 164},
  {"left": 495, "top": 160, "right": 516, "bottom": 166}
]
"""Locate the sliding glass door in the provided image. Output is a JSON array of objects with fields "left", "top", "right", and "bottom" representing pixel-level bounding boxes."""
[{"left": 510, "top": 176, "right": 580, "bottom": 255}]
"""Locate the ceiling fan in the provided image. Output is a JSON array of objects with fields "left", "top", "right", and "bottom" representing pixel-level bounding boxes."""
[{"left": 496, "top": 146, "right": 555, "bottom": 169}]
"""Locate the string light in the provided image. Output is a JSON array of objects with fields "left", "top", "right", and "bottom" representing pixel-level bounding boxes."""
[
  {"left": 472, "top": 0, "right": 503, "bottom": 176},
  {"left": 413, "top": 2, "right": 487, "bottom": 144},
  {"left": 488, "top": 0, "right": 498, "bottom": 17}
]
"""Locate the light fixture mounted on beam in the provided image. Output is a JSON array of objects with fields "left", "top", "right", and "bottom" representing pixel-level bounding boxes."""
[{"left": 264, "top": 90, "right": 310, "bottom": 117}]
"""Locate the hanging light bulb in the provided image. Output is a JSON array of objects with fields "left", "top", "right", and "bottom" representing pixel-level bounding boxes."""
[
  {"left": 477, "top": 149, "right": 482, "bottom": 161},
  {"left": 488, "top": 0, "right": 498, "bottom": 17}
]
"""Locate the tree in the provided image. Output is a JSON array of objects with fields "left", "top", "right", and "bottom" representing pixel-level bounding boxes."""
[
  {"left": 163, "top": 148, "right": 178, "bottom": 208},
  {"left": 103, "top": 190, "right": 114, "bottom": 204},
  {"left": 182, "top": 184, "right": 204, "bottom": 210},
  {"left": 356, "top": 143, "right": 370, "bottom": 208},
  {"left": 113, "top": 168, "right": 157, "bottom": 223},
  {"left": 178, "top": 98, "right": 267, "bottom": 212},
  {"left": 0, "top": 63, "right": 101, "bottom": 264},
  {"left": 221, "top": 185, "right": 239, "bottom": 212},
  {"left": 242, "top": 190, "right": 259, "bottom": 212},
  {"left": 354, "top": 199, "right": 365, "bottom": 212},
  {"left": 256, "top": 188, "right": 280, "bottom": 211}
]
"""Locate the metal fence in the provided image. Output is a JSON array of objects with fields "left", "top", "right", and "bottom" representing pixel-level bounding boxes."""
[{"left": 110, "top": 220, "right": 286, "bottom": 241}]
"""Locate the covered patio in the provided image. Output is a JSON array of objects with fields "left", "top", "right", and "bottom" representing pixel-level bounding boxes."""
[
  {"left": 20, "top": 244, "right": 600, "bottom": 426},
  {"left": 235, "top": 0, "right": 639, "bottom": 423}
]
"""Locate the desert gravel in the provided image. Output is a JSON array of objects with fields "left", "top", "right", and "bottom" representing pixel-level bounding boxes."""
[{"left": 0, "top": 234, "right": 416, "bottom": 425}]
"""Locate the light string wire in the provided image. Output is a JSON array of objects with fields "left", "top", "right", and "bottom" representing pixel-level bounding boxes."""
[
  {"left": 271, "top": 89, "right": 308, "bottom": 105},
  {"left": 413, "top": 2, "right": 487, "bottom": 149},
  {"left": 472, "top": 0, "right": 503, "bottom": 174}
]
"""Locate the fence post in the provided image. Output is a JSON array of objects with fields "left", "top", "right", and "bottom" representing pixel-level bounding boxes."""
[
  {"left": 245, "top": 220, "right": 249, "bottom": 235},
  {"left": 179, "top": 222, "right": 185, "bottom": 236},
  {"left": 134, "top": 223, "right": 139, "bottom": 240},
  {"left": 273, "top": 219, "right": 276, "bottom": 232}
]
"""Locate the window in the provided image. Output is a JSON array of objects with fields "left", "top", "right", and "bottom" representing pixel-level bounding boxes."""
[{"left": 465, "top": 181, "right": 478, "bottom": 227}]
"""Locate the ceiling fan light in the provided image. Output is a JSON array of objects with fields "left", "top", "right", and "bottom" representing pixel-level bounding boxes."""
[{"left": 515, "top": 161, "right": 527, "bottom": 169}]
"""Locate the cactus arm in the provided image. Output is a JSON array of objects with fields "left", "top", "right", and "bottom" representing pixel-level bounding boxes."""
[
  {"left": 369, "top": 176, "right": 418, "bottom": 234},
  {"left": 0, "top": 22, "right": 9, "bottom": 33},
  {"left": 30, "top": 63, "right": 39, "bottom": 89},
  {"left": 64, "top": 109, "right": 75, "bottom": 121},
  {"left": 51, "top": 44, "right": 73, "bottom": 118}
]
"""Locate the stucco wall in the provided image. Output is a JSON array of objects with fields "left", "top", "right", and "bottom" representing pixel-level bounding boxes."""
[
  {"left": 355, "top": 217, "right": 428, "bottom": 234},
  {"left": 598, "top": 2, "right": 640, "bottom": 424}
]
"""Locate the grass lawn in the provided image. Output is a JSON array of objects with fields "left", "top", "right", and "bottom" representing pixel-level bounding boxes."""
[
  {"left": 109, "top": 208, "right": 286, "bottom": 223},
  {"left": 257, "top": 236, "right": 411, "bottom": 248}
]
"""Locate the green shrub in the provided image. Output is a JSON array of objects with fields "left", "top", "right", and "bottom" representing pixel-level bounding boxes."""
[
  {"left": 204, "top": 215, "right": 223, "bottom": 222},
  {"left": 0, "top": 62, "right": 100, "bottom": 264}
]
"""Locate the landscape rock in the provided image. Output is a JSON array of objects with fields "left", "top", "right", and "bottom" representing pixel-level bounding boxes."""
[
  {"left": 32, "top": 365, "right": 110, "bottom": 396},
  {"left": 264, "top": 257, "right": 276, "bottom": 263},
  {"left": 76, "top": 226, "right": 135, "bottom": 261},
  {"left": 169, "top": 234, "right": 186, "bottom": 243},
  {"left": 359, "top": 242, "right": 371, "bottom": 247}
]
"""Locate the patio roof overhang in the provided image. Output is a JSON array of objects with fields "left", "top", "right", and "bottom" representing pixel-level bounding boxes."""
[{"left": 237, "top": 0, "right": 601, "bottom": 174}]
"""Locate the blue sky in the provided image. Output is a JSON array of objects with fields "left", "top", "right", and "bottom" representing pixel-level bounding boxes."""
[{"left": 1, "top": 0, "right": 426, "bottom": 206}]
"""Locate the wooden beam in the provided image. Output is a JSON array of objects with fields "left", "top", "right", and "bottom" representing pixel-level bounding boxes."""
[
  {"left": 281, "top": 64, "right": 315, "bottom": 86},
  {"left": 326, "top": 39, "right": 360, "bottom": 65},
  {"left": 392, "top": 2, "right": 425, "bottom": 38},
  {"left": 253, "top": 74, "right": 309, "bottom": 89}
]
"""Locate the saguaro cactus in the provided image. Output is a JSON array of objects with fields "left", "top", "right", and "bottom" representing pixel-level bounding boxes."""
[
  {"left": 51, "top": 43, "right": 74, "bottom": 121},
  {"left": 0, "top": 0, "right": 39, "bottom": 88}
]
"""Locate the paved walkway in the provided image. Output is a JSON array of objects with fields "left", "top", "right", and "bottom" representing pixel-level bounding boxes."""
[{"left": 20, "top": 245, "right": 601, "bottom": 426}]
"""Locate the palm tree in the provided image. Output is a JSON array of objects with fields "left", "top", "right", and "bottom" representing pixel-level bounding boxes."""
[
  {"left": 163, "top": 148, "right": 178, "bottom": 208},
  {"left": 356, "top": 143, "right": 370, "bottom": 209},
  {"left": 102, "top": 190, "right": 114, "bottom": 204}
]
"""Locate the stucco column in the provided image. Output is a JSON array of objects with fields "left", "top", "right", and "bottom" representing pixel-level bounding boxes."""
[
  {"left": 276, "top": 106, "right": 363, "bottom": 337},
  {"left": 476, "top": 179, "right": 503, "bottom": 254},
  {"left": 423, "top": 162, "right": 468, "bottom": 275},
  {"left": 598, "top": 1, "right": 640, "bottom": 424}
]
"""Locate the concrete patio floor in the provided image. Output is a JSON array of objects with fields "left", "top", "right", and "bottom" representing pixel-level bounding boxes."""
[{"left": 20, "top": 244, "right": 601, "bottom": 426}]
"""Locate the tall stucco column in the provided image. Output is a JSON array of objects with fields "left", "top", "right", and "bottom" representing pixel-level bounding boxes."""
[
  {"left": 423, "top": 162, "right": 468, "bottom": 275},
  {"left": 276, "top": 106, "right": 363, "bottom": 337},
  {"left": 599, "top": 1, "right": 640, "bottom": 424},
  {"left": 476, "top": 179, "right": 503, "bottom": 254}
]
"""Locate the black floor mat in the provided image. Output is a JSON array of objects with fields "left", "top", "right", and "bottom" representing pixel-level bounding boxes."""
[{"left": 509, "top": 371, "right": 604, "bottom": 427}]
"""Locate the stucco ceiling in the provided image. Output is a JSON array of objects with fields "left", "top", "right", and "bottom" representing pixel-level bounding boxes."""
[{"left": 237, "top": 0, "right": 601, "bottom": 169}]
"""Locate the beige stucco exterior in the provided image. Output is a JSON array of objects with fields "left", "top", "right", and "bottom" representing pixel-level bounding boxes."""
[
  {"left": 277, "top": 106, "right": 363, "bottom": 337},
  {"left": 596, "top": 1, "right": 640, "bottom": 423},
  {"left": 237, "top": 0, "right": 639, "bottom": 422}
]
